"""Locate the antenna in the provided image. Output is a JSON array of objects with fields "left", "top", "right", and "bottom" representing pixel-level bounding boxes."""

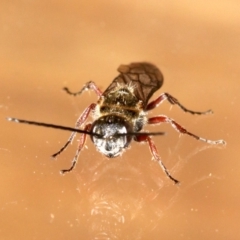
[{"left": 7, "top": 117, "right": 165, "bottom": 138}]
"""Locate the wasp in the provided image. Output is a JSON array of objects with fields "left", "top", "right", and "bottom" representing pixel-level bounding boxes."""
[{"left": 7, "top": 62, "right": 226, "bottom": 184}]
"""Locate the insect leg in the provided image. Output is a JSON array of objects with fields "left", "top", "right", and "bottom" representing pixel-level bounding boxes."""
[
  {"left": 61, "top": 124, "right": 92, "bottom": 174},
  {"left": 63, "top": 81, "right": 102, "bottom": 97},
  {"left": 146, "top": 92, "right": 213, "bottom": 115},
  {"left": 52, "top": 103, "right": 96, "bottom": 158},
  {"left": 135, "top": 135, "right": 179, "bottom": 184},
  {"left": 148, "top": 115, "right": 226, "bottom": 145}
]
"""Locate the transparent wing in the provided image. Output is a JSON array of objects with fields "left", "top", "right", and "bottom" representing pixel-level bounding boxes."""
[{"left": 103, "top": 62, "right": 163, "bottom": 108}]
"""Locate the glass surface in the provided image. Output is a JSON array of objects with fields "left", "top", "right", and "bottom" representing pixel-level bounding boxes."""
[{"left": 0, "top": 1, "right": 238, "bottom": 239}]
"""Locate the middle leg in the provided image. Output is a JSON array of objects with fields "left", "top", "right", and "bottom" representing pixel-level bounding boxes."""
[
  {"left": 135, "top": 134, "right": 179, "bottom": 184},
  {"left": 52, "top": 103, "right": 96, "bottom": 158},
  {"left": 60, "top": 123, "right": 92, "bottom": 174},
  {"left": 148, "top": 115, "right": 226, "bottom": 145}
]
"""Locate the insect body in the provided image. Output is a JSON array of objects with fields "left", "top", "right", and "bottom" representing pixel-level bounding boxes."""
[
  {"left": 7, "top": 62, "right": 226, "bottom": 184},
  {"left": 91, "top": 63, "right": 162, "bottom": 158}
]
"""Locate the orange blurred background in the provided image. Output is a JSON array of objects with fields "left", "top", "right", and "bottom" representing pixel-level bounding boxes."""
[{"left": 0, "top": 1, "right": 239, "bottom": 239}]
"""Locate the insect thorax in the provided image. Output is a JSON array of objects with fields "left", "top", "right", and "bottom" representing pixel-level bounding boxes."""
[{"left": 94, "top": 85, "right": 147, "bottom": 132}]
